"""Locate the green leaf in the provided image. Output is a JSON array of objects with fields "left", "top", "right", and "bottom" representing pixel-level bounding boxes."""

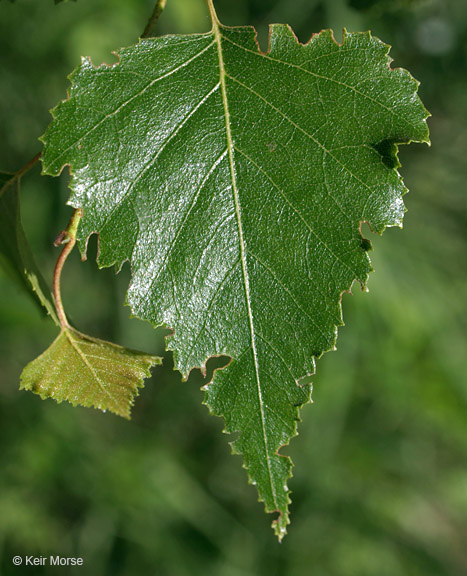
[
  {"left": 40, "top": 6, "right": 429, "bottom": 537},
  {"left": 0, "top": 171, "right": 58, "bottom": 324},
  {"left": 20, "top": 326, "right": 161, "bottom": 419}
]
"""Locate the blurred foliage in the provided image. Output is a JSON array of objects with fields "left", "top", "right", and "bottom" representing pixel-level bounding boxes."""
[{"left": 0, "top": 0, "right": 466, "bottom": 575}]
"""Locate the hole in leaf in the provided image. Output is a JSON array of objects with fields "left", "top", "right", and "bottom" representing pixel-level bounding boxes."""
[{"left": 372, "top": 139, "right": 400, "bottom": 170}]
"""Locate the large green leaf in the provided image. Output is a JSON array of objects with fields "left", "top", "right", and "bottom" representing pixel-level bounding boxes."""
[{"left": 40, "top": 3, "right": 429, "bottom": 537}]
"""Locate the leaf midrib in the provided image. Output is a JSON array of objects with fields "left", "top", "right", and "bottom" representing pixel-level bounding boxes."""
[
  {"left": 65, "top": 328, "right": 118, "bottom": 407},
  {"left": 212, "top": 16, "right": 278, "bottom": 508}
]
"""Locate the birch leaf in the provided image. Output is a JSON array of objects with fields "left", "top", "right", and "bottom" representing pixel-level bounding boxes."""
[
  {"left": 21, "top": 326, "right": 161, "bottom": 419},
  {"left": 40, "top": 6, "right": 429, "bottom": 537}
]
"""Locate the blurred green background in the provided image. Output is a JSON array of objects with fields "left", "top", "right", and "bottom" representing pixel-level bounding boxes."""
[{"left": 1, "top": 0, "right": 466, "bottom": 574}]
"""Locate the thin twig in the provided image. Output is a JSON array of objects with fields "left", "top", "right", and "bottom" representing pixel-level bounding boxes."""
[
  {"left": 1, "top": 152, "right": 42, "bottom": 194},
  {"left": 141, "top": 0, "right": 167, "bottom": 38},
  {"left": 15, "top": 151, "right": 42, "bottom": 178},
  {"left": 53, "top": 208, "right": 83, "bottom": 328}
]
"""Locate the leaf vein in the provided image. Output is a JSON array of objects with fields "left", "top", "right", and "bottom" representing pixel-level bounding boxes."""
[
  {"left": 246, "top": 248, "right": 328, "bottom": 342},
  {"left": 227, "top": 74, "right": 379, "bottom": 213},
  {"left": 65, "top": 331, "right": 118, "bottom": 404},
  {"left": 99, "top": 83, "right": 221, "bottom": 243},
  {"left": 183, "top": 257, "right": 241, "bottom": 366},
  {"left": 234, "top": 146, "right": 357, "bottom": 281},
  {"left": 214, "top": 20, "right": 278, "bottom": 508},
  {"left": 221, "top": 33, "right": 411, "bottom": 128},
  {"left": 47, "top": 39, "right": 216, "bottom": 170},
  {"left": 142, "top": 146, "right": 227, "bottom": 303}
]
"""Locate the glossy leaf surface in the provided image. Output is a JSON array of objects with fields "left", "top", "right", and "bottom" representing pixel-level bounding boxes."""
[{"left": 41, "top": 10, "right": 429, "bottom": 536}]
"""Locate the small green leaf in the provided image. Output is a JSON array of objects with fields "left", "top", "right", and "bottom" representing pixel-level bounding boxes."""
[
  {"left": 0, "top": 171, "right": 58, "bottom": 324},
  {"left": 40, "top": 7, "right": 429, "bottom": 537},
  {"left": 20, "top": 326, "right": 161, "bottom": 419}
]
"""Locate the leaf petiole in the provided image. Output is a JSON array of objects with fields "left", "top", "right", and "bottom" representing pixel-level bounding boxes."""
[
  {"left": 206, "top": 0, "right": 219, "bottom": 26},
  {"left": 0, "top": 152, "right": 42, "bottom": 199},
  {"left": 15, "top": 151, "right": 42, "bottom": 179},
  {"left": 141, "top": 0, "right": 167, "bottom": 39},
  {"left": 52, "top": 208, "right": 83, "bottom": 328}
]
